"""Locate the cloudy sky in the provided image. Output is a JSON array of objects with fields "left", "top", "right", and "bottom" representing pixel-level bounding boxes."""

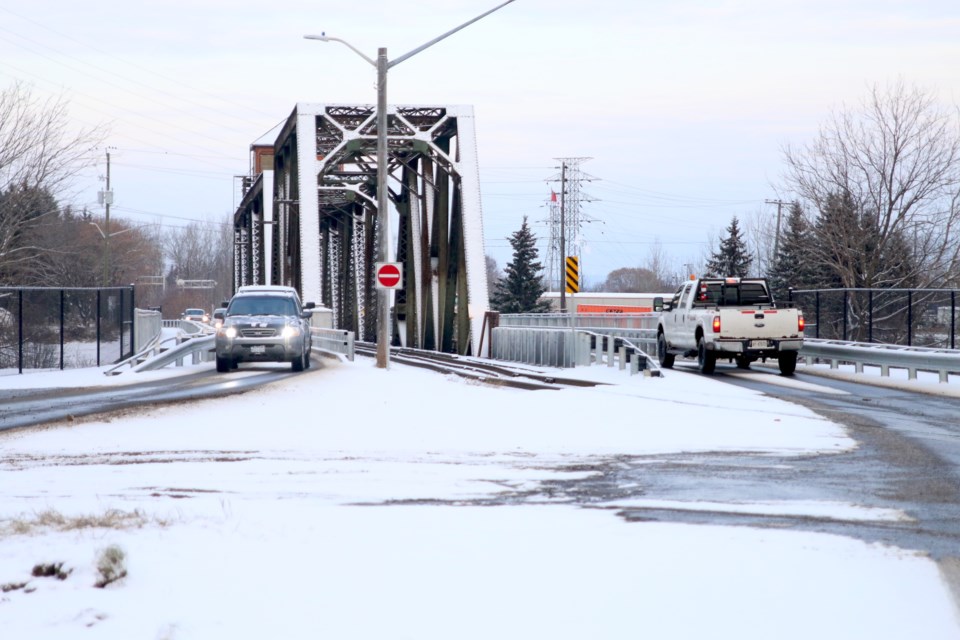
[{"left": 2, "top": 1, "right": 958, "bottom": 285}]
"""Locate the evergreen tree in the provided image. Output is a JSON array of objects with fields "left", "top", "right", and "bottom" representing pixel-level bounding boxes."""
[
  {"left": 490, "top": 216, "right": 551, "bottom": 313},
  {"left": 705, "top": 216, "right": 753, "bottom": 277},
  {"left": 767, "top": 201, "right": 819, "bottom": 301}
]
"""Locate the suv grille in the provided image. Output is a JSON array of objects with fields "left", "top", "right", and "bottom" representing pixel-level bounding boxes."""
[{"left": 240, "top": 328, "right": 277, "bottom": 338}]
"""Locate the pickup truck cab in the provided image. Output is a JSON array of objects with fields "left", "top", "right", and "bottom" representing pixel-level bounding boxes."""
[{"left": 654, "top": 277, "right": 804, "bottom": 375}]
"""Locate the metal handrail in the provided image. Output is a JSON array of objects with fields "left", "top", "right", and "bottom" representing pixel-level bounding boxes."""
[{"left": 800, "top": 338, "right": 960, "bottom": 383}]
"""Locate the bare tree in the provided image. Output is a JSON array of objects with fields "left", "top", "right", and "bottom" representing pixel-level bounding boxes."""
[
  {"left": 781, "top": 80, "right": 960, "bottom": 288},
  {"left": 0, "top": 82, "right": 107, "bottom": 192},
  {"left": 0, "top": 82, "right": 108, "bottom": 283},
  {"left": 485, "top": 254, "right": 500, "bottom": 299},
  {"left": 163, "top": 218, "right": 233, "bottom": 314},
  {"left": 644, "top": 239, "right": 678, "bottom": 291}
]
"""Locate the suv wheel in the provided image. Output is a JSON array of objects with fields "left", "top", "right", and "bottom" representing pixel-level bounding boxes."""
[
  {"left": 216, "top": 355, "right": 232, "bottom": 373},
  {"left": 292, "top": 351, "right": 305, "bottom": 372}
]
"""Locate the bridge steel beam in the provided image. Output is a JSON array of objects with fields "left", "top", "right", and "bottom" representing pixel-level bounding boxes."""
[{"left": 234, "top": 103, "right": 490, "bottom": 357}]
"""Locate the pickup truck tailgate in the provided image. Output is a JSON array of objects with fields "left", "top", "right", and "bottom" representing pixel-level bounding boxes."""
[{"left": 718, "top": 308, "right": 801, "bottom": 339}]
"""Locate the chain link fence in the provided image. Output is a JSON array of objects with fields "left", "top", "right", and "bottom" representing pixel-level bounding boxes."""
[
  {"left": 789, "top": 288, "right": 959, "bottom": 349},
  {"left": 0, "top": 286, "right": 136, "bottom": 375}
]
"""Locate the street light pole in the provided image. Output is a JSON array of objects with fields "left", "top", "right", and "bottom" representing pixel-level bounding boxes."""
[
  {"left": 376, "top": 47, "right": 390, "bottom": 370},
  {"left": 305, "top": 0, "right": 515, "bottom": 370}
]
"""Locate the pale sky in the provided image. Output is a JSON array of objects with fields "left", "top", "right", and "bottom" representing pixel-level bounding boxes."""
[{"left": 2, "top": 1, "right": 958, "bottom": 285}]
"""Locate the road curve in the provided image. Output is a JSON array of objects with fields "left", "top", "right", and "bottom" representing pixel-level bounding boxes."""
[{"left": 0, "top": 361, "right": 318, "bottom": 433}]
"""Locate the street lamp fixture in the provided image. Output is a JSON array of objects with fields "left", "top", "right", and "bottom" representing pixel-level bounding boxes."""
[{"left": 305, "top": 0, "right": 515, "bottom": 369}]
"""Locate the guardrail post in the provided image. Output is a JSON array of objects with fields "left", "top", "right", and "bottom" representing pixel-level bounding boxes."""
[{"left": 607, "top": 336, "right": 615, "bottom": 367}]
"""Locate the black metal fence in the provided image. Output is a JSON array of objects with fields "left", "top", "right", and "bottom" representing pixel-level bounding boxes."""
[
  {"left": 0, "top": 286, "right": 136, "bottom": 375},
  {"left": 789, "top": 288, "right": 959, "bottom": 349}
]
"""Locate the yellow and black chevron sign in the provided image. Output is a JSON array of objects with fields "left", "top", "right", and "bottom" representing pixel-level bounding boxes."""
[{"left": 565, "top": 255, "right": 580, "bottom": 294}]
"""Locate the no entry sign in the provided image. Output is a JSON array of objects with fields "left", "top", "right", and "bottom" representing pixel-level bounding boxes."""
[{"left": 375, "top": 262, "right": 403, "bottom": 289}]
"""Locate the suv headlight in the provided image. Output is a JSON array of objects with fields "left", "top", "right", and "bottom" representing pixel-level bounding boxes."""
[
  {"left": 281, "top": 325, "right": 301, "bottom": 339},
  {"left": 220, "top": 326, "right": 238, "bottom": 339}
]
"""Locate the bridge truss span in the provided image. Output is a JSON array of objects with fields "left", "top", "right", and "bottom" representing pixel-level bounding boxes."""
[{"left": 233, "top": 103, "right": 489, "bottom": 357}]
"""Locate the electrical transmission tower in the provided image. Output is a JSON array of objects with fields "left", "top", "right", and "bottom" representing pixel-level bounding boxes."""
[{"left": 546, "top": 157, "right": 595, "bottom": 292}]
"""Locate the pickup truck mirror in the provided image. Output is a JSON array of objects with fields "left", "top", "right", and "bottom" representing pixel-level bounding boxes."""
[{"left": 653, "top": 297, "right": 669, "bottom": 312}]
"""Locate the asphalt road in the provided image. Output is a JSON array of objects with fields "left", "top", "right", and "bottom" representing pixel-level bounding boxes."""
[
  {"left": 565, "top": 363, "right": 960, "bottom": 559},
  {"left": 0, "top": 358, "right": 320, "bottom": 433}
]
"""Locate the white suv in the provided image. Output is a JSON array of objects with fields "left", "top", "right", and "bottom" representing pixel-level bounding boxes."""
[{"left": 215, "top": 289, "right": 315, "bottom": 372}]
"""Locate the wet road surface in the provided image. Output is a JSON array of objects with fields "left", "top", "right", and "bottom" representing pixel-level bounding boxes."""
[
  {"left": 0, "top": 359, "right": 319, "bottom": 433},
  {"left": 541, "top": 364, "right": 960, "bottom": 561}
]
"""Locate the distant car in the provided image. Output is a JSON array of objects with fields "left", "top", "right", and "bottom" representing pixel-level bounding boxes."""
[
  {"left": 215, "top": 289, "right": 315, "bottom": 372},
  {"left": 181, "top": 308, "right": 210, "bottom": 323},
  {"left": 212, "top": 307, "right": 226, "bottom": 328}
]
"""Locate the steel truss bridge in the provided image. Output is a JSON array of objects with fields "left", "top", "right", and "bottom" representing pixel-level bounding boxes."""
[{"left": 233, "top": 103, "right": 489, "bottom": 356}]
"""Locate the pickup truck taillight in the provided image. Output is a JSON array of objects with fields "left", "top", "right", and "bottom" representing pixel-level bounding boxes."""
[
  {"left": 712, "top": 316, "right": 721, "bottom": 333},
  {"left": 798, "top": 314, "right": 805, "bottom": 332}
]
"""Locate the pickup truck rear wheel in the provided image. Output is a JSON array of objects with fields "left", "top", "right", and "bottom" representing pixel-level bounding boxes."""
[
  {"left": 697, "top": 337, "right": 716, "bottom": 374},
  {"left": 657, "top": 333, "right": 675, "bottom": 368},
  {"left": 778, "top": 351, "right": 797, "bottom": 376}
]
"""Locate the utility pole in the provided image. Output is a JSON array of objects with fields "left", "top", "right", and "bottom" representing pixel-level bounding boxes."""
[
  {"left": 559, "top": 161, "right": 566, "bottom": 313},
  {"left": 305, "top": 0, "right": 516, "bottom": 369},
  {"left": 766, "top": 199, "right": 788, "bottom": 257},
  {"left": 548, "top": 157, "right": 594, "bottom": 308},
  {"left": 98, "top": 150, "right": 114, "bottom": 286}
]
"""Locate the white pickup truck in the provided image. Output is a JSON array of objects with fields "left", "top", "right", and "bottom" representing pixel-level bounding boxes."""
[{"left": 654, "top": 277, "right": 804, "bottom": 375}]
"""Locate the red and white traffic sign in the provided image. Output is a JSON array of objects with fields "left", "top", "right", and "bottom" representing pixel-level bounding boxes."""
[{"left": 375, "top": 262, "right": 403, "bottom": 289}]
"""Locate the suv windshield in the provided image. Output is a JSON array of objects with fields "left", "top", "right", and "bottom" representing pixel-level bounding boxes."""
[{"left": 228, "top": 296, "right": 298, "bottom": 317}]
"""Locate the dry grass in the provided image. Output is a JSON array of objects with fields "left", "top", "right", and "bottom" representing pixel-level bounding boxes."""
[
  {"left": 1, "top": 508, "right": 172, "bottom": 536},
  {"left": 94, "top": 545, "right": 127, "bottom": 588}
]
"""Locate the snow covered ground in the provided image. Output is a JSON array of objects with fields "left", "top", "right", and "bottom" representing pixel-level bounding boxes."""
[{"left": 0, "top": 355, "right": 958, "bottom": 639}]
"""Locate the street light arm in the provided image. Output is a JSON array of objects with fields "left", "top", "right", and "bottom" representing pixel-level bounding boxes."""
[
  {"left": 389, "top": 0, "right": 516, "bottom": 68},
  {"left": 88, "top": 221, "right": 149, "bottom": 239},
  {"left": 303, "top": 34, "right": 376, "bottom": 67}
]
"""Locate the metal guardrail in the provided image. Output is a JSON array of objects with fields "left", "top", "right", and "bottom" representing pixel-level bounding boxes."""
[
  {"left": 311, "top": 327, "right": 355, "bottom": 361},
  {"left": 800, "top": 338, "right": 960, "bottom": 383},
  {"left": 490, "top": 325, "right": 660, "bottom": 377},
  {"left": 107, "top": 325, "right": 356, "bottom": 375},
  {"left": 495, "top": 313, "right": 960, "bottom": 384},
  {"left": 105, "top": 334, "right": 215, "bottom": 375}
]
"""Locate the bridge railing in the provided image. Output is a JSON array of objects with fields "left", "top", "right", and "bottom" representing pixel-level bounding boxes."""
[
  {"left": 490, "top": 316, "right": 660, "bottom": 377},
  {"left": 494, "top": 312, "right": 960, "bottom": 383},
  {"left": 311, "top": 327, "right": 355, "bottom": 361},
  {"left": 801, "top": 338, "right": 960, "bottom": 383}
]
